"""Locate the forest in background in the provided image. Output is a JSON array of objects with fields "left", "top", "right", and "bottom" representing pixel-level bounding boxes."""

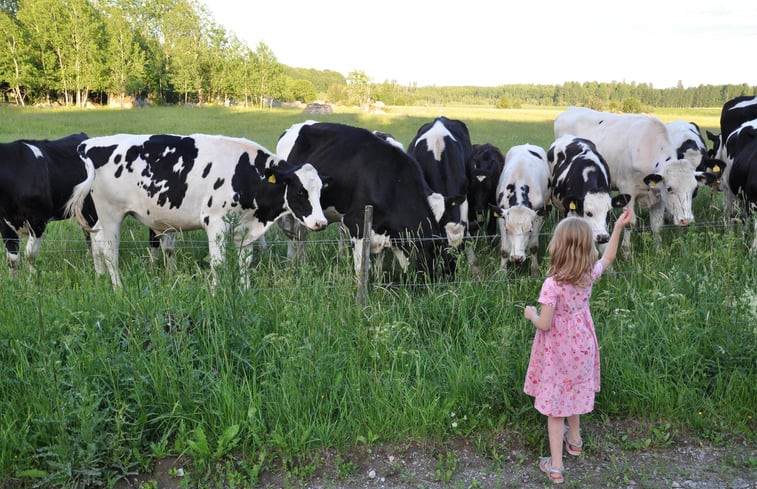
[{"left": 1, "top": 0, "right": 756, "bottom": 110}]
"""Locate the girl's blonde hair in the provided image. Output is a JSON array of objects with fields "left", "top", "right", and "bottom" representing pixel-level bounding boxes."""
[{"left": 547, "top": 217, "right": 598, "bottom": 286}]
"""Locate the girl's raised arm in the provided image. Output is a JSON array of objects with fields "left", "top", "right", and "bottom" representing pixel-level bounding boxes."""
[{"left": 600, "top": 207, "right": 634, "bottom": 269}]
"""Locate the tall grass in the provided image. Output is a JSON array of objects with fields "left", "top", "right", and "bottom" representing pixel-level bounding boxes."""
[{"left": 0, "top": 105, "right": 753, "bottom": 487}]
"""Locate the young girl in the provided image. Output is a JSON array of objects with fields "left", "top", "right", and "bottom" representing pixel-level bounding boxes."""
[{"left": 523, "top": 207, "right": 633, "bottom": 484}]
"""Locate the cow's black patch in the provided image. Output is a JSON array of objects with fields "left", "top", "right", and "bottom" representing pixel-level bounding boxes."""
[
  {"left": 86, "top": 144, "right": 118, "bottom": 169},
  {"left": 137, "top": 135, "right": 199, "bottom": 209},
  {"left": 676, "top": 139, "right": 699, "bottom": 160},
  {"left": 520, "top": 184, "right": 532, "bottom": 208},
  {"left": 213, "top": 177, "right": 224, "bottom": 190},
  {"left": 202, "top": 162, "right": 212, "bottom": 178},
  {"left": 528, "top": 150, "right": 542, "bottom": 160},
  {"left": 207, "top": 196, "right": 213, "bottom": 208},
  {"left": 203, "top": 216, "right": 209, "bottom": 226},
  {"left": 114, "top": 165, "right": 123, "bottom": 179},
  {"left": 253, "top": 150, "right": 270, "bottom": 177}
]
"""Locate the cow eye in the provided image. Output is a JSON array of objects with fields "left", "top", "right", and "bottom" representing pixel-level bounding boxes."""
[
  {"left": 667, "top": 186, "right": 673, "bottom": 192},
  {"left": 586, "top": 212, "right": 593, "bottom": 217}
]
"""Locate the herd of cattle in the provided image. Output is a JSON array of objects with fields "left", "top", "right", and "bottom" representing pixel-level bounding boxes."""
[{"left": 1, "top": 96, "right": 755, "bottom": 287}]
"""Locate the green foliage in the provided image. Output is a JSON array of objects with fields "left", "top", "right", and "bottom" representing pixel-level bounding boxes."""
[{"left": 0, "top": 106, "right": 754, "bottom": 488}]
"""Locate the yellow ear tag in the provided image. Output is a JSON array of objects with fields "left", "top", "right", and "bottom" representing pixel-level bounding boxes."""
[
  {"left": 569, "top": 201, "right": 577, "bottom": 211},
  {"left": 267, "top": 174, "right": 277, "bottom": 184},
  {"left": 713, "top": 164, "right": 720, "bottom": 173}
]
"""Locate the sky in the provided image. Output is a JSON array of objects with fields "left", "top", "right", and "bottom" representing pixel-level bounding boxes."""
[{"left": 204, "top": 0, "right": 757, "bottom": 89}]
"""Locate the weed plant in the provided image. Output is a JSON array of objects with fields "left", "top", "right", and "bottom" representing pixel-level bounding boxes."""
[{"left": 0, "top": 105, "right": 753, "bottom": 487}]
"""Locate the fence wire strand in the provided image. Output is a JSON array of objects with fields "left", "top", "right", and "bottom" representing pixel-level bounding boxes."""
[{"left": 11, "top": 216, "right": 753, "bottom": 293}]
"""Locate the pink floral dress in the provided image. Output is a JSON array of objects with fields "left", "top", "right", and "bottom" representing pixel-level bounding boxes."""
[{"left": 524, "top": 261, "right": 603, "bottom": 417}]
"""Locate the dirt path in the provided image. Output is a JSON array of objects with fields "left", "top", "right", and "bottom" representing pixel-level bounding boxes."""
[{"left": 116, "top": 424, "right": 756, "bottom": 489}]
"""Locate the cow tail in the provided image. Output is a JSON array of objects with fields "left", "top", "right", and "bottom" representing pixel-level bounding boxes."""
[{"left": 65, "top": 151, "right": 95, "bottom": 232}]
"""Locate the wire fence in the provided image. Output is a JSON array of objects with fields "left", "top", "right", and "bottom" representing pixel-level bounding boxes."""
[{"left": 11, "top": 216, "right": 753, "bottom": 295}]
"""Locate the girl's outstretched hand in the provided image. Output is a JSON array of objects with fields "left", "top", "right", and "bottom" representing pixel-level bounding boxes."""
[{"left": 616, "top": 207, "right": 634, "bottom": 228}]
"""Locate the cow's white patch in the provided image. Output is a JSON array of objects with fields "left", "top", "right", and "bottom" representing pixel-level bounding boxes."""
[
  {"left": 730, "top": 98, "right": 757, "bottom": 111},
  {"left": 415, "top": 120, "right": 455, "bottom": 161},
  {"left": 476, "top": 175, "right": 487, "bottom": 182},
  {"left": 23, "top": 143, "right": 44, "bottom": 159},
  {"left": 292, "top": 163, "right": 327, "bottom": 230},
  {"left": 275, "top": 120, "right": 317, "bottom": 159},
  {"left": 444, "top": 222, "right": 465, "bottom": 248},
  {"left": 427, "top": 192, "right": 445, "bottom": 222}
]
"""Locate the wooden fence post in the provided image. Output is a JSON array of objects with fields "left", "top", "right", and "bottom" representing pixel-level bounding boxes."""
[{"left": 356, "top": 205, "right": 373, "bottom": 306}]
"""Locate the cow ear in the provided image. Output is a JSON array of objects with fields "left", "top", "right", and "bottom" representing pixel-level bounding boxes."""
[
  {"left": 611, "top": 194, "right": 631, "bottom": 208},
  {"left": 708, "top": 159, "right": 726, "bottom": 176},
  {"left": 643, "top": 174, "right": 663, "bottom": 188},
  {"left": 264, "top": 167, "right": 283, "bottom": 184},
  {"left": 489, "top": 203, "right": 503, "bottom": 218}
]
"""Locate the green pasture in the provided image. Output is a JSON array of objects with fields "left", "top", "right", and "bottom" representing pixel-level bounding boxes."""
[{"left": 0, "top": 105, "right": 753, "bottom": 488}]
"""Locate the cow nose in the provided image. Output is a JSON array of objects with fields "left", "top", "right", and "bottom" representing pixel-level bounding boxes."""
[
  {"left": 596, "top": 234, "right": 610, "bottom": 244},
  {"left": 509, "top": 255, "right": 525, "bottom": 263},
  {"left": 677, "top": 218, "right": 692, "bottom": 226}
]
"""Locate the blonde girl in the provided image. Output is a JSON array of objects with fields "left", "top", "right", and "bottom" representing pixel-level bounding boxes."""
[{"left": 524, "top": 207, "right": 633, "bottom": 483}]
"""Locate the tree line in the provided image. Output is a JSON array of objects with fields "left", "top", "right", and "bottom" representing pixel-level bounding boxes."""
[{"left": 1, "top": 0, "right": 755, "bottom": 109}]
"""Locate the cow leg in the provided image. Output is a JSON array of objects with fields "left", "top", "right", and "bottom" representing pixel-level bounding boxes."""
[
  {"left": 390, "top": 247, "right": 410, "bottom": 274},
  {"left": 620, "top": 198, "right": 637, "bottom": 257},
  {"left": 649, "top": 203, "right": 665, "bottom": 246},
  {"left": 90, "top": 217, "right": 123, "bottom": 287},
  {"left": 465, "top": 241, "right": 481, "bottom": 277},
  {"left": 497, "top": 218, "right": 508, "bottom": 271},
  {"left": 148, "top": 229, "right": 160, "bottom": 264},
  {"left": 1, "top": 226, "right": 20, "bottom": 275},
  {"left": 338, "top": 222, "right": 351, "bottom": 258},
  {"left": 163, "top": 232, "right": 177, "bottom": 271},
  {"left": 278, "top": 215, "right": 307, "bottom": 264}
]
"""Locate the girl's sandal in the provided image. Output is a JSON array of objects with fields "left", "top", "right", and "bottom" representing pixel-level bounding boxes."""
[
  {"left": 563, "top": 426, "right": 583, "bottom": 456},
  {"left": 539, "top": 457, "right": 565, "bottom": 484}
]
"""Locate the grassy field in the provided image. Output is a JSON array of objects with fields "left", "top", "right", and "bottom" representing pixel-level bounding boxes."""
[{"left": 0, "top": 104, "right": 753, "bottom": 488}]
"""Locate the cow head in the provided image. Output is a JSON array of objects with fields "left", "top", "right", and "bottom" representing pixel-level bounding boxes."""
[
  {"left": 267, "top": 163, "right": 328, "bottom": 231},
  {"left": 563, "top": 193, "right": 631, "bottom": 244},
  {"left": 643, "top": 159, "right": 701, "bottom": 226},
  {"left": 496, "top": 205, "right": 544, "bottom": 263},
  {"left": 467, "top": 143, "right": 505, "bottom": 227},
  {"left": 441, "top": 194, "right": 468, "bottom": 248}
]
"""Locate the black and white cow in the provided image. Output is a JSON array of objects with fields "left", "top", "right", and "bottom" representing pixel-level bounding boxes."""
[
  {"left": 276, "top": 121, "right": 451, "bottom": 279},
  {"left": 0, "top": 133, "right": 97, "bottom": 271},
  {"left": 547, "top": 134, "right": 631, "bottom": 245},
  {"left": 66, "top": 133, "right": 327, "bottom": 287},
  {"left": 724, "top": 121, "right": 757, "bottom": 249},
  {"left": 555, "top": 107, "right": 715, "bottom": 251},
  {"left": 493, "top": 144, "right": 550, "bottom": 274},
  {"left": 707, "top": 95, "right": 757, "bottom": 160},
  {"left": 407, "top": 117, "right": 472, "bottom": 249},
  {"left": 666, "top": 120, "right": 725, "bottom": 180},
  {"left": 547, "top": 135, "right": 630, "bottom": 247},
  {"left": 467, "top": 143, "right": 505, "bottom": 237}
]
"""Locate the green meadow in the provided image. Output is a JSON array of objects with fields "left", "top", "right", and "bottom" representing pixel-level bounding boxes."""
[{"left": 0, "top": 105, "right": 753, "bottom": 488}]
